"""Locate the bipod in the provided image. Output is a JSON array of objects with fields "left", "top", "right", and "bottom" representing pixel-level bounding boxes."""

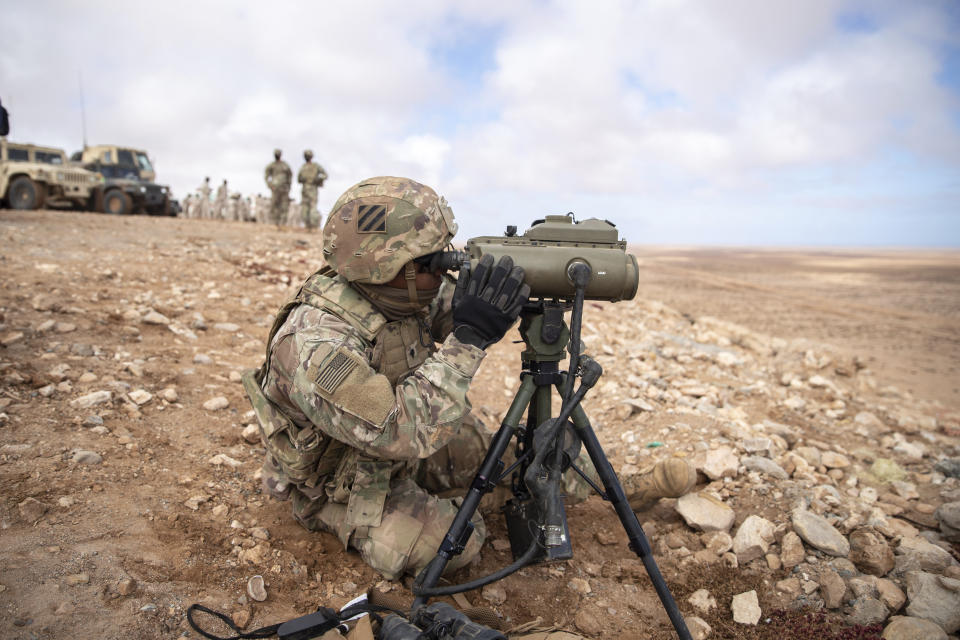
[{"left": 412, "top": 263, "right": 691, "bottom": 640}]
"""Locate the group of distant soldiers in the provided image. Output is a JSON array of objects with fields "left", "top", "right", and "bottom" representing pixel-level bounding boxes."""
[{"left": 179, "top": 149, "right": 327, "bottom": 229}]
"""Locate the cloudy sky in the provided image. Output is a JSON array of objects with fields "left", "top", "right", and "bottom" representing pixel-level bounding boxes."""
[{"left": 3, "top": 0, "right": 959, "bottom": 245}]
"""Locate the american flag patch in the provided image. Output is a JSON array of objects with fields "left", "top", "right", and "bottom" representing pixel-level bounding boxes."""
[
  {"left": 357, "top": 204, "right": 387, "bottom": 233},
  {"left": 316, "top": 351, "right": 358, "bottom": 393}
]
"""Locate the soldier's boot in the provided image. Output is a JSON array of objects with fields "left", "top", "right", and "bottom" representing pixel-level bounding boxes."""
[{"left": 622, "top": 458, "right": 697, "bottom": 511}]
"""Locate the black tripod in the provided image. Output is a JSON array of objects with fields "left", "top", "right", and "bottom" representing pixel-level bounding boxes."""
[{"left": 412, "top": 263, "right": 692, "bottom": 640}]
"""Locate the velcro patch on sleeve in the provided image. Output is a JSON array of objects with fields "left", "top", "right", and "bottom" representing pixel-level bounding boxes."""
[{"left": 316, "top": 350, "right": 359, "bottom": 394}]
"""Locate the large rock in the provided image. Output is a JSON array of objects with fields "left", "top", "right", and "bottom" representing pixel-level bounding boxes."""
[
  {"left": 935, "top": 502, "right": 960, "bottom": 542},
  {"left": 934, "top": 458, "right": 960, "bottom": 479},
  {"left": 780, "top": 531, "right": 805, "bottom": 568},
  {"left": 733, "top": 515, "right": 775, "bottom": 563},
  {"left": 71, "top": 390, "right": 112, "bottom": 408},
  {"left": 850, "top": 528, "right": 895, "bottom": 576},
  {"left": 882, "top": 616, "right": 948, "bottom": 640},
  {"left": 819, "top": 568, "right": 847, "bottom": 609},
  {"left": 848, "top": 596, "right": 889, "bottom": 626},
  {"left": 791, "top": 508, "right": 850, "bottom": 557},
  {"left": 675, "top": 492, "right": 735, "bottom": 532},
  {"left": 701, "top": 446, "right": 740, "bottom": 480},
  {"left": 896, "top": 537, "right": 955, "bottom": 573},
  {"left": 904, "top": 571, "right": 960, "bottom": 633},
  {"left": 731, "top": 590, "right": 761, "bottom": 625},
  {"left": 741, "top": 456, "right": 788, "bottom": 480}
]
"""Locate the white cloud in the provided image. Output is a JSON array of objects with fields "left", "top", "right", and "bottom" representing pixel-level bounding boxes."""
[{"left": 1, "top": 0, "right": 956, "bottom": 244}]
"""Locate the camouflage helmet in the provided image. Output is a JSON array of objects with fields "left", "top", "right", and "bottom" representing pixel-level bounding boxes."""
[
  {"left": 322, "top": 176, "right": 458, "bottom": 284},
  {"left": 304, "top": 149, "right": 313, "bottom": 160}
]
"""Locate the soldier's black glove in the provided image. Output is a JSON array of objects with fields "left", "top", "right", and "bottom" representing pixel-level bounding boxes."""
[{"left": 452, "top": 254, "right": 530, "bottom": 350}]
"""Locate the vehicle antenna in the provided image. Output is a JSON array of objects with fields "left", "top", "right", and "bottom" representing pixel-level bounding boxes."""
[{"left": 78, "top": 71, "right": 88, "bottom": 150}]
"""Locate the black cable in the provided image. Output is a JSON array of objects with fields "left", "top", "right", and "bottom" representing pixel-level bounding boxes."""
[
  {"left": 412, "top": 539, "right": 539, "bottom": 597},
  {"left": 187, "top": 604, "right": 282, "bottom": 640}
]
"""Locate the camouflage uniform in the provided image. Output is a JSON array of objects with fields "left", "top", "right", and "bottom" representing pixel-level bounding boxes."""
[
  {"left": 297, "top": 150, "right": 327, "bottom": 231},
  {"left": 244, "top": 177, "right": 488, "bottom": 580},
  {"left": 264, "top": 149, "right": 292, "bottom": 225},
  {"left": 215, "top": 180, "right": 228, "bottom": 220},
  {"left": 198, "top": 177, "right": 212, "bottom": 219}
]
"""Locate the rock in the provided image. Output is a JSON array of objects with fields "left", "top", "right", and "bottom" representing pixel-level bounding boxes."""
[
  {"left": 688, "top": 589, "right": 717, "bottom": 613},
  {"left": 71, "top": 450, "right": 103, "bottom": 465},
  {"left": 819, "top": 568, "right": 846, "bottom": 609},
  {"left": 897, "top": 536, "right": 955, "bottom": 573},
  {"left": 184, "top": 495, "right": 208, "bottom": 510},
  {"left": 848, "top": 596, "right": 889, "bottom": 626},
  {"left": 822, "top": 452, "right": 851, "bottom": 468},
  {"left": 934, "top": 459, "right": 960, "bottom": 479},
  {"left": 57, "top": 496, "right": 75, "bottom": 508},
  {"left": 791, "top": 508, "right": 850, "bottom": 557},
  {"left": 1, "top": 331, "right": 25, "bottom": 346},
  {"left": 482, "top": 583, "right": 506, "bottom": 605},
  {"left": 167, "top": 324, "right": 198, "bottom": 340},
  {"left": 904, "top": 571, "right": 960, "bottom": 633},
  {"left": 882, "top": 615, "right": 948, "bottom": 640},
  {"left": 55, "top": 322, "right": 76, "bottom": 333},
  {"left": 238, "top": 544, "right": 270, "bottom": 565},
  {"left": 83, "top": 415, "right": 104, "bottom": 427},
  {"left": 161, "top": 387, "right": 178, "bottom": 403},
  {"left": 701, "top": 446, "right": 739, "bottom": 480},
  {"left": 891, "top": 481, "right": 919, "bottom": 501},
  {"left": 142, "top": 311, "right": 170, "bottom": 325},
  {"left": 685, "top": 615, "right": 711, "bottom": 640},
  {"left": 215, "top": 322, "right": 241, "bottom": 332},
  {"left": 65, "top": 573, "right": 90, "bottom": 586},
  {"left": 193, "top": 353, "right": 213, "bottom": 365},
  {"left": 38, "top": 384, "right": 56, "bottom": 397},
  {"left": 211, "top": 504, "right": 228, "bottom": 517},
  {"left": 246, "top": 575, "right": 267, "bottom": 602},
  {"left": 935, "top": 502, "right": 960, "bottom": 542},
  {"left": 78, "top": 372, "right": 98, "bottom": 383},
  {"left": 877, "top": 578, "right": 906, "bottom": 612},
  {"left": 743, "top": 437, "right": 773, "bottom": 455},
  {"left": 702, "top": 531, "right": 733, "bottom": 556},
  {"left": 31, "top": 293, "right": 59, "bottom": 311},
  {"left": 733, "top": 515, "right": 776, "bottom": 563},
  {"left": 871, "top": 459, "right": 908, "bottom": 483},
  {"left": 776, "top": 577, "right": 801, "bottom": 596},
  {"left": 203, "top": 396, "right": 229, "bottom": 411},
  {"left": 232, "top": 608, "right": 252, "bottom": 630},
  {"left": 741, "top": 456, "right": 788, "bottom": 479},
  {"left": 795, "top": 445, "right": 822, "bottom": 467},
  {"left": 675, "top": 492, "right": 735, "bottom": 532},
  {"left": 731, "top": 590, "right": 761, "bottom": 625},
  {"left": 241, "top": 424, "right": 260, "bottom": 444},
  {"left": 780, "top": 531, "right": 805, "bottom": 568},
  {"left": 72, "top": 390, "right": 112, "bottom": 408},
  {"left": 568, "top": 577, "right": 591, "bottom": 595},
  {"left": 117, "top": 578, "right": 137, "bottom": 596},
  {"left": 209, "top": 454, "right": 242, "bottom": 468},
  {"left": 250, "top": 527, "right": 270, "bottom": 541},
  {"left": 574, "top": 608, "right": 602, "bottom": 638},
  {"left": 128, "top": 389, "right": 152, "bottom": 406},
  {"left": 850, "top": 528, "right": 895, "bottom": 576},
  {"left": 18, "top": 497, "right": 48, "bottom": 522},
  {"left": 893, "top": 440, "right": 925, "bottom": 462}
]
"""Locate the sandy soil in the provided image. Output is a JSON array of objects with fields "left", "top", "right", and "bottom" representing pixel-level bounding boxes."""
[{"left": 0, "top": 210, "right": 957, "bottom": 639}]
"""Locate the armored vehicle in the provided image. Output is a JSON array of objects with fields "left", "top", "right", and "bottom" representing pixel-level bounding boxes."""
[
  {"left": 0, "top": 140, "right": 102, "bottom": 210},
  {"left": 72, "top": 144, "right": 173, "bottom": 215}
]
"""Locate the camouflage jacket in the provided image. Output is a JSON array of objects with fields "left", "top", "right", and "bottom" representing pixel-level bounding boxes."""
[
  {"left": 260, "top": 272, "right": 482, "bottom": 462},
  {"left": 264, "top": 160, "right": 292, "bottom": 190},
  {"left": 297, "top": 161, "right": 327, "bottom": 190}
]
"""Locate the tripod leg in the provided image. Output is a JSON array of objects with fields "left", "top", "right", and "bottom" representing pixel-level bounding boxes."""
[
  {"left": 569, "top": 404, "right": 693, "bottom": 640},
  {"left": 412, "top": 376, "right": 536, "bottom": 608}
]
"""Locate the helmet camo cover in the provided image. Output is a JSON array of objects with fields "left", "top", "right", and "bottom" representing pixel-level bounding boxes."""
[{"left": 322, "top": 176, "right": 457, "bottom": 284}]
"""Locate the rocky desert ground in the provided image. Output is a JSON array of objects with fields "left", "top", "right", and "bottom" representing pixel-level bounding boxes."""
[{"left": 1, "top": 209, "right": 959, "bottom": 640}]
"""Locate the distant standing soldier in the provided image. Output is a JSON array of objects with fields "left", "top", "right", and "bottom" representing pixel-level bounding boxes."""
[
  {"left": 215, "top": 179, "right": 229, "bottom": 220},
  {"left": 297, "top": 149, "right": 327, "bottom": 231},
  {"left": 264, "top": 149, "right": 292, "bottom": 226},
  {"left": 181, "top": 193, "right": 193, "bottom": 218},
  {"left": 198, "top": 177, "right": 212, "bottom": 219}
]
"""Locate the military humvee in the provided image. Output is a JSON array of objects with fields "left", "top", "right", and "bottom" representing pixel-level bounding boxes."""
[
  {"left": 0, "top": 140, "right": 102, "bottom": 210},
  {"left": 73, "top": 144, "right": 174, "bottom": 215}
]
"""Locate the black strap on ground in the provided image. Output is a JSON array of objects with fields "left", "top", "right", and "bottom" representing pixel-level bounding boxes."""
[{"left": 186, "top": 604, "right": 283, "bottom": 640}]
